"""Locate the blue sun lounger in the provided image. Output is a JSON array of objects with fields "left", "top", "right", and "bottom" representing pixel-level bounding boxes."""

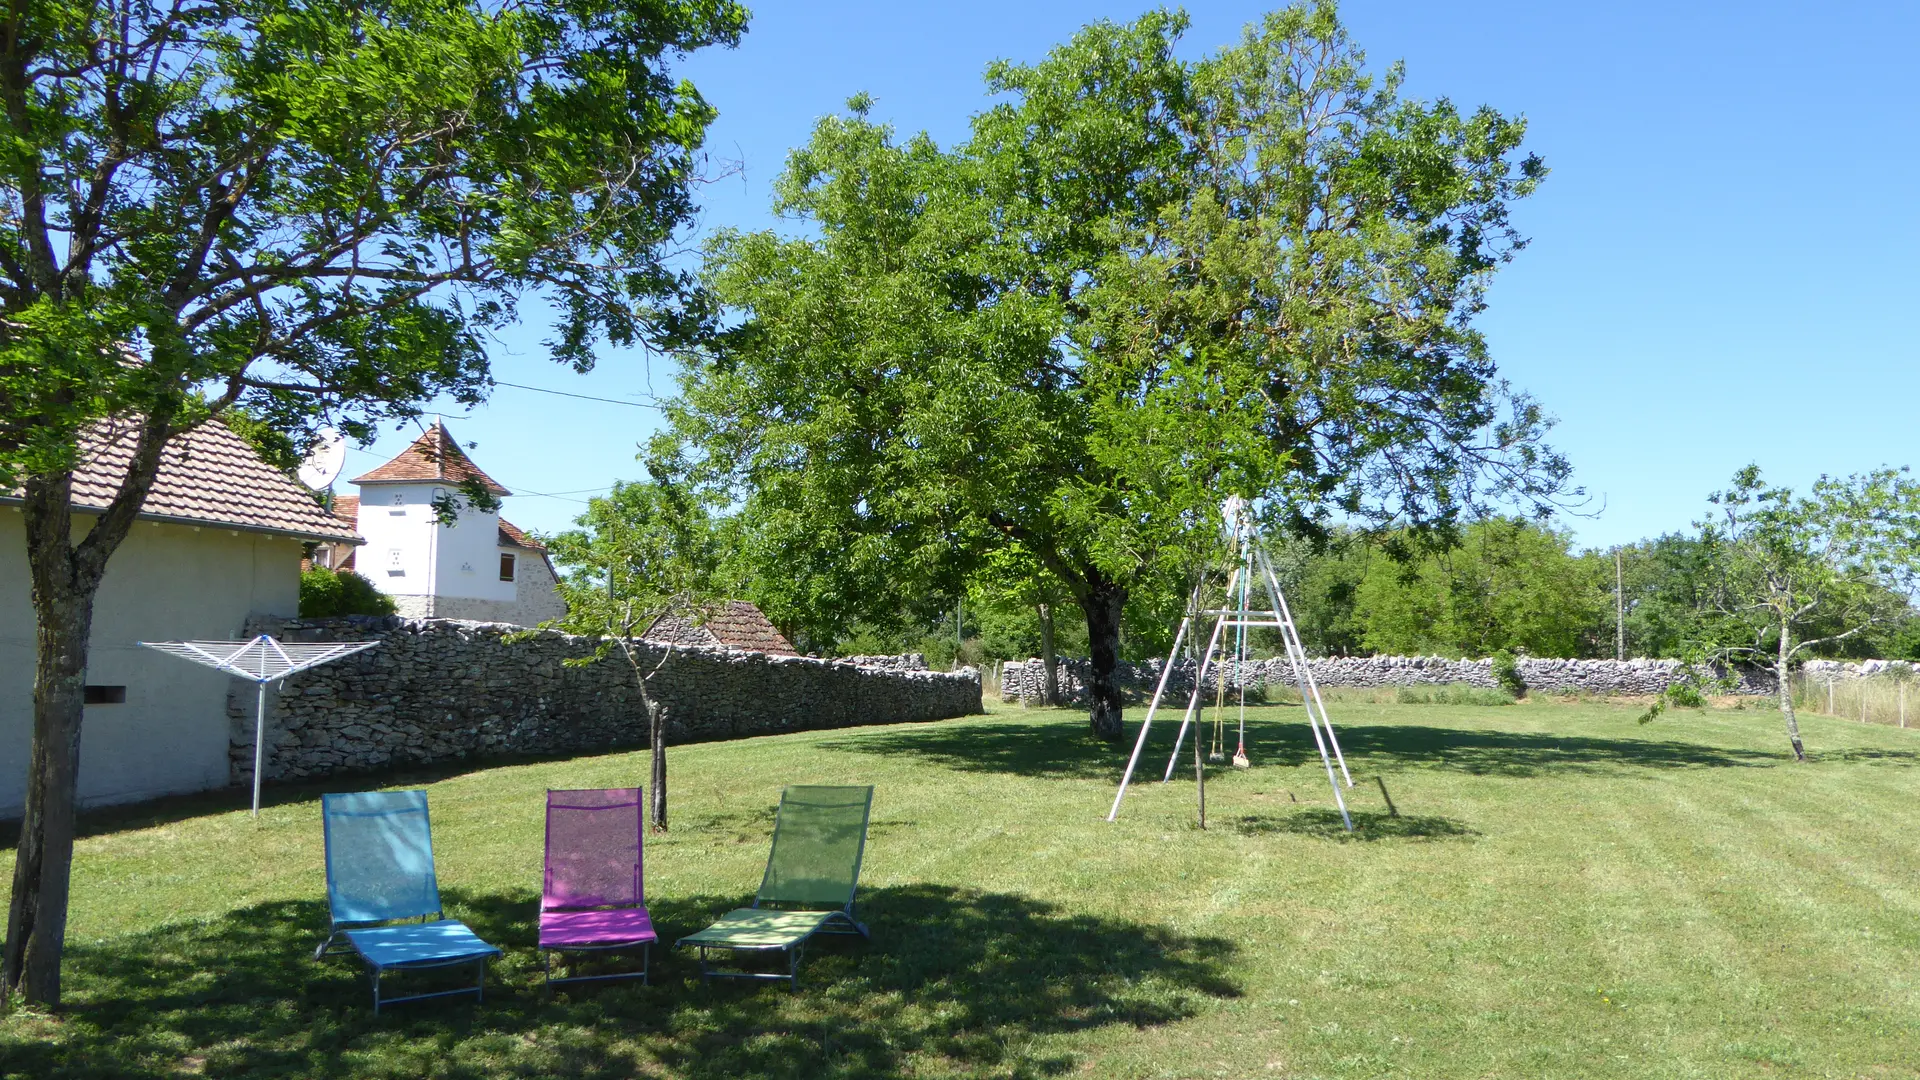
[{"left": 314, "top": 790, "right": 501, "bottom": 1012}]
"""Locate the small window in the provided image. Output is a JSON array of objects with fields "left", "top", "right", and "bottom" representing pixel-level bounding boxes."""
[
  {"left": 499, "top": 553, "right": 516, "bottom": 582},
  {"left": 84, "top": 685, "right": 126, "bottom": 705},
  {"left": 387, "top": 548, "right": 404, "bottom": 577}
]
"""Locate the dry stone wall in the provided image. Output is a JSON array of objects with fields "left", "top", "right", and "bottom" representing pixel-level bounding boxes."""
[
  {"left": 230, "top": 617, "right": 979, "bottom": 785},
  {"left": 836, "top": 653, "right": 930, "bottom": 672},
  {"left": 1000, "top": 654, "right": 1781, "bottom": 704}
]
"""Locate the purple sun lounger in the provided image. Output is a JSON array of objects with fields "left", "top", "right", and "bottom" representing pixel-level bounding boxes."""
[
  {"left": 315, "top": 790, "right": 501, "bottom": 1013},
  {"left": 539, "top": 787, "right": 657, "bottom": 986}
]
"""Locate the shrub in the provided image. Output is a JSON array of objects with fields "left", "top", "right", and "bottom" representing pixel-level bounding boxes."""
[
  {"left": 1490, "top": 650, "right": 1527, "bottom": 698},
  {"left": 1666, "top": 681, "right": 1705, "bottom": 708},
  {"left": 300, "top": 567, "right": 397, "bottom": 618}
]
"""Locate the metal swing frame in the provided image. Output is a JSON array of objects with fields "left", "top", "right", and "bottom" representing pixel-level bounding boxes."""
[{"left": 1108, "top": 504, "right": 1355, "bottom": 831}]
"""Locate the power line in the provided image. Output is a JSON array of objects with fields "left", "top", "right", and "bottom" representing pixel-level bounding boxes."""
[{"left": 491, "top": 380, "right": 666, "bottom": 409}]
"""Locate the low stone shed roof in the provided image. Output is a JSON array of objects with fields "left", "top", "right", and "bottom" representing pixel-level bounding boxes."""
[{"left": 643, "top": 600, "right": 798, "bottom": 656}]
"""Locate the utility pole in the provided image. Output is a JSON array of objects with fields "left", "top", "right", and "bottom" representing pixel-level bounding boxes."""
[{"left": 1614, "top": 547, "right": 1625, "bottom": 661}]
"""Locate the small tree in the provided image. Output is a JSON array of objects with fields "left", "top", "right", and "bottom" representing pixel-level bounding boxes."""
[
  {"left": 540, "top": 479, "right": 719, "bottom": 832},
  {"left": 1683, "top": 466, "right": 1920, "bottom": 760},
  {"left": 970, "top": 545, "right": 1078, "bottom": 704}
]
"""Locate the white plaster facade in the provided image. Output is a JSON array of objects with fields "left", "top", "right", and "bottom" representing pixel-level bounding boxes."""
[
  {"left": 354, "top": 481, "right": 519, "bottom": 607},
  {"left": 0, "top": 511, "right": 304, "bottom": 815},
  {"left": 343, "top": 422, "right": 568, "bottom": 627}
]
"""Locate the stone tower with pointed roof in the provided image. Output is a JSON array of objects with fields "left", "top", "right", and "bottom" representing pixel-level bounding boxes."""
[{"left": 341, "top": 420, "right": 566, "bottom": 625}]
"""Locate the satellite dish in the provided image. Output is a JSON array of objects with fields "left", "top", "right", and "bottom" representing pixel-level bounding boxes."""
[{"left": 297, "top": 427, "right": 347, "bottom": 490}]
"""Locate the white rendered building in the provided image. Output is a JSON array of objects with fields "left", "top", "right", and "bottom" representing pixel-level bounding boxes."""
[
  {"left": 317, "top": 421, "right": 566, "bottom": 627},
  {"left": 2, "top": 419, "right": 360, "bottom": 814}
]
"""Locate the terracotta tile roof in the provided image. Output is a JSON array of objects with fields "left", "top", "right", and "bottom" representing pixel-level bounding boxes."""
[
  {"left": 496, "top": 517, "right": 547, "bottom": 552},
  {"left": 643, "top": 600, "right": 797, "bottom": 656},
  {"left": 317, "top": 495, "right": 362, "bottom": 571},
  {"left": 4, "top": 418, "right": 360, "bottom": 542},
  {"left": 349, "top": 420, "right": 509, "bottom": 495},
  {"left": 331, "top": 494, "right": 360, "bottom": 529}
]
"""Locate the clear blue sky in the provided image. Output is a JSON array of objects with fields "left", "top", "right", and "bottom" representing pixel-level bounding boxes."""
[{"left": 346, "top": 0, "right": 1920, "bottom": 552}]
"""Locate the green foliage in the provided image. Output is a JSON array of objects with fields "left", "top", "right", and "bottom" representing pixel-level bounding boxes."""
[
  {"left": 1333, "top": 519, "right": 1605, "bottom": 658},
  {"left": 1693, "top": 466, "right": 1920, "bottom": 670},
  {"left": 538, "top": 475, "right": 727, "bottom": 831},
  {"left": 1647, "top": 466, "right": 1920, "bottom": 755},
  {"left": 545, "top": 478, "right": 723, "bottom": 645},
  {"left": 1613, "top": 534, "right": 1714, "bottom": 659},
  {"left": 672, "top": 4, "right": 1567, "bottom": 734},
  {"left": 298, "top": 568, "right": 397, "bottom": 618},
  {"left": 1666, "top": 682, "right": 1706, "bottom": 709},
  {"left": 1489, "top": 649, "right": 1527, "bottom": 697},
  {"left": 1, "top": 0, "right": 747, "bottom": 483}
]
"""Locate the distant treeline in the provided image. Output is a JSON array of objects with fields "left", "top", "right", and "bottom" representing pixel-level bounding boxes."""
[{"left": 820, "top": 517, "right": 1920, "bottom": 666}]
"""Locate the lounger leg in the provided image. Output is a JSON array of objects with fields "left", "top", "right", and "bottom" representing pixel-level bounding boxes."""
[
  {"left": 475, "top": 957, "right": 486, "bottom": 1003},
  {"left": 641, "top": 942, "right": 651, "bottom": 986},
  {"left": 372, "top": 968, "right": 383, "bottom": 1015}
]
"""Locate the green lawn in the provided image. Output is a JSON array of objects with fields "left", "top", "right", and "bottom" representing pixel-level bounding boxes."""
[{"left": 5, "top": 697, "right": 1920, "bottom": 1078}]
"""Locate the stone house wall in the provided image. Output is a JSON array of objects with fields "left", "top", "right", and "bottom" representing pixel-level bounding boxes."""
[{"left": 230, "top": 617, "right": 980, "bottom": 784}]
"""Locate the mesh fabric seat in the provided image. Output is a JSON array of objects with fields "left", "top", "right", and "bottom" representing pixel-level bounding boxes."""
[
  {"left": 540, "top": 788, "right": 656, "bottom": 986},
  {"left": 316, "top": 790, "right": 500, "bottom": 1012},
  {"left": 677, "top": 785, "right": 873, "bottom": 987}
]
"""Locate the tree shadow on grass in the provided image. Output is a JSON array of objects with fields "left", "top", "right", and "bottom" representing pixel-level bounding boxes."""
[
  {"left": 1232, "top": 808, "right": 1478, "bottom": 843},
  {"left": 0, "top": 747, "right": 651, "bottom": 848},
  {"left": 824, "top": 715, "right": 1810, "bottom": 782},
  {"left": 1, "top": 885, "right": 1237, "bottom": 1080},
  {"left": 1263, "top": 721, "right": 1798, "bottom": 777}
]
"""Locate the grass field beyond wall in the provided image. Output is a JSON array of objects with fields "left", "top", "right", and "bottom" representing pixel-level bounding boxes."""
[{"left": 4, "top": 697, "right": 1920, "bottom": 1079}]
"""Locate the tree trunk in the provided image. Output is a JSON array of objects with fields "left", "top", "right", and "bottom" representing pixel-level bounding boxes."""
[
  {"left": 1079, "top": 575, "right": 1128, "bottom": 741},
  {"left": 1776, "top": 623, "right": 1805, "bottom": 762},
  {"left": 647, "top": 699, "right": 668, "bottom": 832},
  {"left": 632, "top": 643, "right": 673, "bottom": 833},
  {"left": 1037, "top": 601, "right": 1059, "bottom": 706},
  {"left": 5, "top": 482, "right": 101, "bottom": 1006}
]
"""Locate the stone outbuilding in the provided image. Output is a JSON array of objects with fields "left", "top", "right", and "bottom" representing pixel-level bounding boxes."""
[{"left": 643, "top": 600, "right": 798, "bottom": 655}]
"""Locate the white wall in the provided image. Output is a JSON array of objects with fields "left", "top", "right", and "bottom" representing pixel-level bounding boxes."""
[
  {"left": 351, "top": 482, "right": 436, "bottom": 598},
  {"left": 0, "top": 509, "right": 303, "bottom": 815},
  {"left": 432, "top": 496, "right": 514, "bottom": 603},
  {"left": 352, "top": 482, "right": 513, "bottom": 604}
]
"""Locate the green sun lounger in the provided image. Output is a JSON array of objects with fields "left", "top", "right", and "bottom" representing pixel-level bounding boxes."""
[{"left": 677, "top": 785, "right": 873, "bottom": 987}]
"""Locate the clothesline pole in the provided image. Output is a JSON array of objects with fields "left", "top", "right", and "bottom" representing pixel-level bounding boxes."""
[
  {"left": 253, "top": 680, "right": 269, "bottom": 817},
  {"left": 139, "top": 636, "right": 378, "bottom": 821}
]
